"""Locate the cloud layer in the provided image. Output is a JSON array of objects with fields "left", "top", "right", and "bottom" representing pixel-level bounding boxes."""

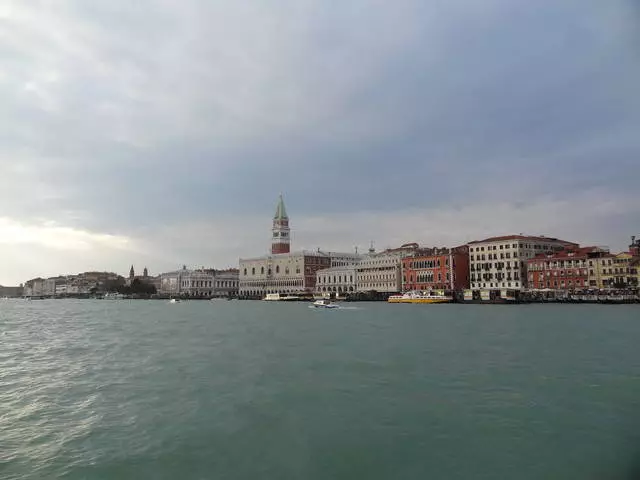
[{"left": 1, "top": 0, "right": 639, "bottom": 284}]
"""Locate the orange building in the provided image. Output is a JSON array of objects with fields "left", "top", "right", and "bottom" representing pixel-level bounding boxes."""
[{"left": 402, "top": 246, "right": 470, "bottom": 291}]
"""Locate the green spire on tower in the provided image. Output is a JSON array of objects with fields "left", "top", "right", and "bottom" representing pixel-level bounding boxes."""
[{"left": 274, "top": 193, "right": 288, "bottom": 220}]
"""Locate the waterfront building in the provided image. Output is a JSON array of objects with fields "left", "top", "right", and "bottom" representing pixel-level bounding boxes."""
[
  {"left": 356, "top": 244, "right": 421, "bottom": 293},
  {"left": 239, "top": 251, "right": 332, "bottom": 297},
  {"left": 602, "top": 252, "right": 638, "bottom": 289},
  {"left": 527, "top": 246, "right": 609, "bottom": 290},
  {"left": 402, "top": 246, "right": 470, "bottom": 292},
  {"left": 159, "top": 266, "right": 239, "bottom": 298},
  {"left": 468, "top": 235, "right": 578, "bottom": 291},
  {"left": 316, "top": 265, "right": 357, "bottom": 295},
  {"left": 212, "top": 269, "right": 240, "bottom": 297}
]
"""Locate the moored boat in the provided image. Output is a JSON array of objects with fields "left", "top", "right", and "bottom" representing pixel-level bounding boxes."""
[{"left": 388, "top": 290, "right": 452, "bottom": 304}]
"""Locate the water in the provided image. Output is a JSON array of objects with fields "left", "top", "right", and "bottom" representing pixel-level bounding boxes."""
[{"left": 1, "top": 300, "right": 639, "bottom": 480}]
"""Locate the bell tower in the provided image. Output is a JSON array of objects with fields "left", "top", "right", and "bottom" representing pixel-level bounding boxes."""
[{"left": 271, "top": 194, "right": 290, "bottom": 254}]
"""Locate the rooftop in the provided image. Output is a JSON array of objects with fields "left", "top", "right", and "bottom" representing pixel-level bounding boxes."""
[
  {"left": 468, "top": 234, "right": 577, "bottom": 245},
  {"left": 529, "top": 246, "right": 607, "bottom": 261}
]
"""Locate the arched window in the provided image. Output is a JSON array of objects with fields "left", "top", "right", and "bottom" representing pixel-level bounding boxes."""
[
  {"left": 276, "top": 265, "right": 280, "bottom": 273},
  {"left": 285, "top": 267, "right": 289, "bottom": 274},
  {"left": 251, "top": 268, "right": 255, "bottom": 275},
  {"left": 243, "top": 268, "right": 247, "bottom": 275},
  {"left": 261, "top": 267, "right": 264, "bottom": 274}
]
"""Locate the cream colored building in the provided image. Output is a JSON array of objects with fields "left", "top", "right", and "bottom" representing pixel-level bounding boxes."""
[
  {"left": 239, "top": 251, "right": 332, "bottom": 298},
  {"left": 159, "top": 267, "right": 239, "bottom": 298},
  {"left": 469, "top": 235, "right": 577, "bottom": 291},
  {"left": 355, "top": 252, "right": 402, "bottom": 293},
  {"left": 594, "top": 252, "right": 638, "bottom": 289},
  {"left": 316, "top": 265, "right": 357, "bottom": 295}
]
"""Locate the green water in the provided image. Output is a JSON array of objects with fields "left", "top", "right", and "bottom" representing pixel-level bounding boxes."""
[{"left": 1, "top": 300, "right": 639, "bottom": 479}]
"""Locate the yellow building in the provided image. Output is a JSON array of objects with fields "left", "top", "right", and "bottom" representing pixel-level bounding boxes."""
[{"left": 595, "top": 252, "right": 638, "bottom": 289}]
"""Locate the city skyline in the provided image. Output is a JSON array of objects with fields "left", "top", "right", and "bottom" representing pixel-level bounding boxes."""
[{"left": 1, "top": 0, "right": 639, "bottom": 285}]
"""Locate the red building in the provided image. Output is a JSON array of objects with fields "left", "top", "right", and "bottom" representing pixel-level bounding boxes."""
[
  {"left": 527, "top": 246, "right": 603, "bottom": 291},
  {"left": 402, "top": 246, "right": 470, "bottom": 291}
]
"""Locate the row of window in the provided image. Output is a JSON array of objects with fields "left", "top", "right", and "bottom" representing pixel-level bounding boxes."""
[
  {"left": 470, "top": 243, "right": 556, "bottom": 253},
  {"left": 532, "top": 270, "right": 589, "bottom": 278},
  {"left": 239, "top": 279, "right": 305, "bottom": 288},
  {"left": 471, "top": 282, "right": 521, "bottom": 288},
  {"left": 405, "top": 259, "right": 449, "bottom": 269},
  {"left": 317, "top": 286, "right": 356, "bottom": 292},
  {"left": 532, "top": 280, "right": 588, "bottom": 288},
  {"left": 402, "top": 272, "right": 449, "bottom": 283},
  {"left": 471, "top": 273, "right": 520, "bottom": 281},
  {"left": 318, "top": 275, "right": 355, "bottom": 284},
  {"left": 471, "top": 252, "right": 518, "bottom": 261},
  {"left": 471, "top": 262, "right": 520, "bottom": 270},
  {"left": 243, "top": 266, "right": 301, "bottom": 276}
]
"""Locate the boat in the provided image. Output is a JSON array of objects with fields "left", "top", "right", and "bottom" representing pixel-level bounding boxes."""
[
  {"left": 388, "top": 290, "right": 453, "bottom": 304},
  {"left": 311, "top": 299, "right": 339, "bottom": 309},
  {"left": 263, "top": 293, "right": 300, "bottom": 301},
  {"left": 169, "top": 298, "right": 181, "bottom": 304},
  {"left": 103, "top": 292, "right": 125, "bottom": 300}
]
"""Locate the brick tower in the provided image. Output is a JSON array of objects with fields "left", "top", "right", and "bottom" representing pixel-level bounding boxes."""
[{"left": 271, "top": 194, "right": 290, "bottom": 254}]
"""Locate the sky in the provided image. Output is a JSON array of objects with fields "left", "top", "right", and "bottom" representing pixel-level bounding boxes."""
[{"left": 1, "top": 0, "right": 639, "bottom": 285}]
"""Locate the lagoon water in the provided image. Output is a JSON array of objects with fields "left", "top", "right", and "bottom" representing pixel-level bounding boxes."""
[{"left": 1, "top": 299, "right": 639, "bottom": 479}]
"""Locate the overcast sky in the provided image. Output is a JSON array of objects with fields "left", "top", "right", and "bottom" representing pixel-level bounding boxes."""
[{"left": 1, "top": 0, "right": 639, "bottom": 284}]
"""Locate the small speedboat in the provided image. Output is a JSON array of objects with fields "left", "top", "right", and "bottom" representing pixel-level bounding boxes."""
[
  {"left": 169, "top": 298, "right": 181, "bottom": 304},
  {"left": 311, "top": 299, "right": 339, "bottom": 309}
]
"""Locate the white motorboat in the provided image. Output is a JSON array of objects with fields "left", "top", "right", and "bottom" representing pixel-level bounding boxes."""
[
  {"left": 169, "top": 298, "right": 181, "bottom": 304},
  {"left": 311, "top": 299, "right": 339, "bottom": 309}
]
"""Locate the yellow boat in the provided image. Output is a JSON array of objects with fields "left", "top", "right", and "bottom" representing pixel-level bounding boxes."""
[{"left": 388, "top": 291, "right": 453, "bottom": 304}]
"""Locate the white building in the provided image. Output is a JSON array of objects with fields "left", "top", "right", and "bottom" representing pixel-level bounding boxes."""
[
  {"left": 355, "top": 245, "right": 420, "bottom": 293},
  {"left": 212, "top": 270, "right": 240, "bottom": 297},
  {"left": 316, "top": 265, "right": 357, "bottom": 296},
  {"left": 468, "top": 235, "right": 578, "bottom": 291},
  {"left": 239, "top": 251, "right": 332, "bottom": 298},
  {"left": 159, "top": 267, "right": 239, "bottom": 298}
]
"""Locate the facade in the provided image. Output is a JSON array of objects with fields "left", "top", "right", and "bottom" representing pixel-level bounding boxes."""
[
  {"left": 402, "top": 246, "right": 470, "bottom": 292},
  {"left": 527, "top": 246, "right": 609, "bottom": 290},
  {"left": 213, "top": 269, "right": 240, "bottom": 297},
  {"left": 602, "top": 252, "right": 638, "bottom": 289},
  {"left": 468, "top": 235, "right": 578, "bottom": 291},
  {"left": 159, "top": 267, "right": 239, "bottom": 297},
  {"left": 316, "top": 265, "right": 357, "bottom": 295},
  {"left": 271, "top": 194, "right": 290, "bottom": 255},
  {"left": 356, "top": 245, "right": 420, "bottom": 293},
  {"left": 239, "top": 251, "right": 331, "bottom": 297}
]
